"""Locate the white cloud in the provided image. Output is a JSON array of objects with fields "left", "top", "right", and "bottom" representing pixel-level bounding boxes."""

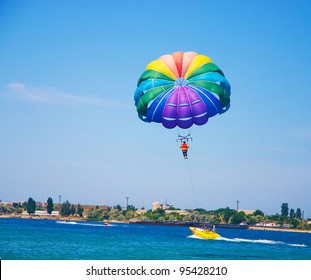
[
  {"left": 1, "top": 82, "right": 130, "bottom": 108},
  {"left": 8, "top": 82, "right": 26, "bottom": 90}
]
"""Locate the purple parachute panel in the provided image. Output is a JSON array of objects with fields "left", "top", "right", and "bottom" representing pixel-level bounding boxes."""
[{"left": 162, "top": 86, "right": 208, "bottom": 129}]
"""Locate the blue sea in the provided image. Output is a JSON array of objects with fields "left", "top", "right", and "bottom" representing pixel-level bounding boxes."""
[{"left": 1, "top": 218, "right": 311, "bottom": 260}]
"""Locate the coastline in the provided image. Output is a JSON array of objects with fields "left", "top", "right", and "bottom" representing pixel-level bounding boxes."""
[
  {"left": 1, "top": 215, "right": 311, "bottom": 233},
  {"left": 249, "top": 226, "right": 311, "bottom": 233},
  {"left": 0, "top": 214, "right": 83, "bottom": 221}
]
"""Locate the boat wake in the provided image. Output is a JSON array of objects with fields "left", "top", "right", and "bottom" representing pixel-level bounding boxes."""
[
  {"left": 188, "top": 235, "right": 306, "bottom": 247},
  {"left": 81, "top": 222, "right": 116, "bottom": 227},
  {"left": 217, "top": 236, "right": 307, "bottom": 247},
  {"left": 56, "top": 221, "right": 115, "bottom": 227},
  {"left": 56, "top": 221, "right": 77, "bottom": 225}
]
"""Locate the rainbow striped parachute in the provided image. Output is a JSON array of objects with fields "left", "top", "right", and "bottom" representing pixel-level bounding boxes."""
[{"left": 134, "top": 51, "right": 231, "bottom": 129}]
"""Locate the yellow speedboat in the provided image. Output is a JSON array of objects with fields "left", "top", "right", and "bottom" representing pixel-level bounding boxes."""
[{"left": 189, "top": 226, "right": 220, "bottom": 240}]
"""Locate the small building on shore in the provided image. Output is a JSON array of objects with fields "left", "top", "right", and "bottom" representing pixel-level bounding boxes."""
[
  {"left": 165, "top": 209, "right": 189, "bottom": 216},
  {"left": 239, "top": 210, "right": 255, "bottom": 215},
  {"left": 135, "top": 209, "right": 147, "bottom": 215},
  {"left": 152, "top": 201, "right": 174, "bottom": 211},
  {"left": 21, "top": 210, "right": 60, "bottom": 217},
  {"left": 152, "top": 202, "right": 162, "bottom": 211}
]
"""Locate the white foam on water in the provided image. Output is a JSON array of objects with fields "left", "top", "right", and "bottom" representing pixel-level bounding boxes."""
[
  {"left": 188, "top": 234, "right": 202, "bottom": 239},
  {"left": 82, "top": 223, "right": 115, "bottom": 227},
  {"left": 56, "top": 221, "right": 115, "bottom": 227},
  {"left": 81, "top": 223, "right": 105, "bottom": 227},
  {"left": 288, "top": 243, "right": 307, "bottom": 247},
  {"left": 56, "top": 221, "right": 77, "bottom": 225},
  {"left": 217, "top": 236, "right": 307, "bottom": 247}
]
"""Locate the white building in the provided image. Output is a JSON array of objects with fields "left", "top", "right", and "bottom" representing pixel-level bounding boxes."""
[
  {"left": 152, "top": 202, "right": 162, "bottom": 211},
  {"left": 21, "top": 210, "right": 59, "bottom": 216}
]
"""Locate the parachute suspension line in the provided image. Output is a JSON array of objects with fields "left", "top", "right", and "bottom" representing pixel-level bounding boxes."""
[
  {"left": 160, "top": 124, "right": 178, "bottom": 140},
  {"left": 177, "top": 127, "right": 181, "bottom": 138},
  {"left": 186, "top": 157, "right": 198, "bottom": 208},
  {"left": 176, "top": 132, "right": 192, "bottom": 143},
  {"left": 176, "top": 127, "right": 193, "bottom": 143},
  {"left": 188, "top": 125, "right": 197, "bottom": 137}
]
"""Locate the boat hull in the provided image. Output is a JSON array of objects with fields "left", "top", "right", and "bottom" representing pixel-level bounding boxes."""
[{"left": 189, "top": 226, "right": 220, "bottom": 240}]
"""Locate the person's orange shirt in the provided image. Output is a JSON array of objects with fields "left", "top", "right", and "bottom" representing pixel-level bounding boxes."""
[{"left": 180, "top": 143, "right": 189, "bottom": 150}]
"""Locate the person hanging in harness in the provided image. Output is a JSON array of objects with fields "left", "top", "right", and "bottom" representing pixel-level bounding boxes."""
[{"left": 180, "top": 141, "right": 189, "bottom": 159}]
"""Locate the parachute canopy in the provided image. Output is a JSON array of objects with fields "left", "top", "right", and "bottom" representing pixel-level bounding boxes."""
[{"left": 134, "top": 51, "right": 231, "bottom": 129}]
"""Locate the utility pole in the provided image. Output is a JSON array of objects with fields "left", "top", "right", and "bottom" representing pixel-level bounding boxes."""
[
  {"left": 236, "top": 200, "right": 240, "bottom": 211},
  {"left": 126, "top": 197, "right": 129, "bottom": 210}
]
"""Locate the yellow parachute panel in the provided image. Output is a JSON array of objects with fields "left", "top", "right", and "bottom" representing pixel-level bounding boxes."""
[
  {"left": 146, "top": 59, "right": 177, "bottom": 80},
  {"left": 184, "top": 55, "right": 213, "bottom": 79}
]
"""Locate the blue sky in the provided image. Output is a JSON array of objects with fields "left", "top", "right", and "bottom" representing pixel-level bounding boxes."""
[{"left": 1, "top": 0, "right": 311, "bottom": 218}]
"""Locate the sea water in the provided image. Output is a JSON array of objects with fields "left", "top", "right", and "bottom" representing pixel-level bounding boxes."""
[{"left": 1, "top": 218, "right": 310, "bottom": 260}]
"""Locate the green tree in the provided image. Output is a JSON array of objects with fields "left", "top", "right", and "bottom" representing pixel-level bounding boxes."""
[
  {"left": 77, "top": 204, "right": 84, "bottom": 217},
  {"left": 246, "top": 215, "right": 257, "bottom": 225},
  {"left": 27, "top": 197, "right": 36, "bottom": 215},
  {"left": 253, "top": 209, "right": 264, "bottom": 216},
  {"left": 289, "top": 209, "right": 295, "bottom": 219},
  {"left": 231, "top": 211, "right": 246, "bottom": 224},
  {"left": 296, "top": 208, "right": 302, "bottom": 219},
  {"left": 12, "top": 202, "right": 19, "bottom": 208},
  {"left": 143, "top": 210, "right": 155, "bottom": 220},
  {"left": 281, "top": 203, "right": 289, "bottom": 218},
  {"left": 223, "top": 207, "right": 235, "bottom": 223},
  {"left": 125, "top": 210, "right": 134, "bottom": 220},
  {"left": 290, "top": 218, "right": 300, "bottom": 228},
  {"left": 12, "top": 203, "right": 23, "bottom": 214},
  {"left": 87, "top": 208, "right": 104, "bottom": 220},
  {"left": 114, "top": 205, "right": 122, "bottom": 211},
  {"left": 168, "top": 214, "right": 177, "bottom": 221},
  {"left": 70, "top": 205, "right": 76, "bottom": 216},
  {"left": 127, "top": 205, "right": 136, "bottom": 211},
  {"left": 109, "top": 208, "right": 122, "bottom": 220},
  {"left": 158, "top": 216, "right": 165, "bottom": 221},
  {"left": 60, "top": 201, "right": 72, "bottom": 216},
  {"left": 22, "top": 201, "right": 28, "bottom": 210},
  {"left": 194, "top": 208, "right": 207, "bottom": 214},
  {"left": 154, "top": 208, "right": 165, "bottom": 215},
  {"left": 47, "top": 197, "right": 54, "bottom": 214},
  {"left": 0, "top": 206, "right": 8, "bottom": 214}
]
